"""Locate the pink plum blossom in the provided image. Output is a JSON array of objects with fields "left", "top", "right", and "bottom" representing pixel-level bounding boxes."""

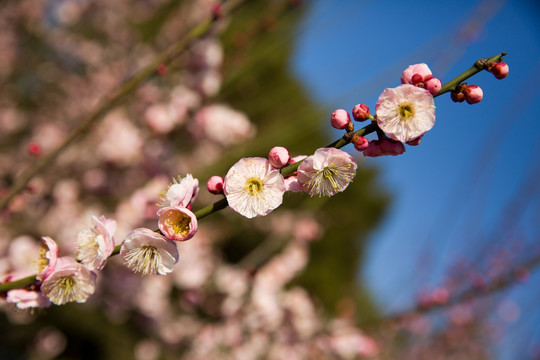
[
  {"left": 223, "top": 157, "right": 286, "bottom": 218},
  {"left": 36, "top": 236, "right": 60, "bottom": 282},
  {"left": 40, "top": 257, "right": 97, "bottom": 305},
  {"left": 6, "top": 289, "right": 51, "bottom": 309},
  {"left": 351, "top": 134, "right": 369, "bottom": 151},
  {"left": 160, "top": 174, "right": 199, "bottom": 209},
  {"left": 76, "top": 215, "right": 117, "bottom": 270},
  {"left": 375, "top": 84, "right": 436, "bottom": 142},
  {"left": 268, "top": 146, "right": 290, "bottom": 169},
  {"left": 120, "top": 228, "right": 179, "bottom": 276},
  {"left": 157, "top": 206, "right": 198, "bottom": 241},
  {"left": 297, "top": 148, "right": 357, "bottom": 197},
  {"left": 284, "top": 176, "right": 303, "bottom": 193}
]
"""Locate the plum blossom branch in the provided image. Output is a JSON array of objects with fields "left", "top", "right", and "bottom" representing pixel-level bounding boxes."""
[
  {"left": 0, "top": 52, "right": 509, "bottom": 298},
  {"left": 0, "top": 0, "right": 245, "bottom": 212},
  {"left": 383, "top": 249, "right": 540, "bottom": 323}
]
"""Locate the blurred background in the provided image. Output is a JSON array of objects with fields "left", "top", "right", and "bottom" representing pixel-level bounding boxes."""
[{"left": 0, "top": 0, "right": 538, "bottom": 359}]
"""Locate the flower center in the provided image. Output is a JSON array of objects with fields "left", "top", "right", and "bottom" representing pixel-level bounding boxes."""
[
  {"left": 399, "top": 103, "right": 415, "bottom": 120},
  {"left": 37, "top": 244, "right": 50, "bottom": 273},
  {"left": 245, "top": 177, "right": 263, "bottom": 196}
]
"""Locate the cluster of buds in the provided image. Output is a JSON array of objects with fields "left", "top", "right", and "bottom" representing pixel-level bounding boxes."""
[
  {"left": 451, "top": 83, "right": 483, "bottom": 104},
  {"left": 401, "top": 63, "right": 442, "bottom": 96}
]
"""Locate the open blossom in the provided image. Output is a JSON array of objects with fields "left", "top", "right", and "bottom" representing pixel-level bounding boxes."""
[
  {"left": 36, "top": 236, "right": 60, "bottom": 282},
  {"left": 7, "top": 289, "right": 51, "bottom": 309},
  {"left": 160, "top": 174, "right": 199, "bottom": 209},
  {"left": 297, "top": 148, "right": 357, "bottom": 197},
  {"left": 223, "top": 157, "right": 286, "bottom": 218},
  {"left": 157, "top": 206, "right": 198, "bottom": 241},
  {"left": 76, "top": 215, "right": 117, "bottom": 270},
  {"left": 120, "top": 228, "right": 179, "bottom": 276},
  {"left": 40, "top": 257, "right": 97, "bottom": 305},
  {"left": 376, "top": 84, "right": 435, "bottom": 142}
]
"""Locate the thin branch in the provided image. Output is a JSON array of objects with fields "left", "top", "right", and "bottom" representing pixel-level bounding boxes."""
[{"left": 383, "top": 249, "right": 539, "bottom": 322}]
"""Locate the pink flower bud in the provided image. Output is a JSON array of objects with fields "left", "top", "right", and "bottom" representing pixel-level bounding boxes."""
[
  {"left": 207, "top": 176, "right": 224, "bottom": 194},
  {"left": 268, "top": 146, "right": 290, "bottom": 168},
  {"left": 492, "top": 61, "right": 509, "bottom": 79},
  {"left": 401, "top": 63, "right": 432, "bottom": 84},
  {"left": 425, "top": 77, "right": 441, "bottom": 96},
  {"left": 464, "top": 85, "right": 483, "bottom": 104},
  {"left": 351, "top": 134, "right": 369, "bottom": 151},
  {"left": 352, "top": 104, "right": 370, "bottom": 121},
  {"left": 363, "top": 139, "right": 406, "bottom": 157},
  {"left": 330, "top": 109, "right": 351, "bottom": 130},
  {"left": 411, "top": 73, "right": 424, "bottom": 85}
]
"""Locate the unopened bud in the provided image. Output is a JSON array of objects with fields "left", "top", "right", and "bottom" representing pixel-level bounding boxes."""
[
  {"left": 411, "top": 73, "right": 424, "bottom": 85},
  {"left": 351, "top": 134, "right": 369, "bottom": 151},
  {"left": 207, "top": 176, "right": 224, "bottom": 194},
  {"left": 330, "top": 109, "right": 351, "bottom": 130},
  {"left": 406, "top": 135, "right": 423, "bottom": 146},
  {"left": 492, "top": 61, "right": 509, "bottom": 79},
  {"left": 352, "top": 103, "right": 370, "bottom": 121},
  {"left": 425, "top": 78, "right": 441, "bottom": 96},
  {"left": 268, "top": 146, "right": 290, "bottom": 169},
  {"left": 464, "top": 85, "right": 483, "bottom": 104}
]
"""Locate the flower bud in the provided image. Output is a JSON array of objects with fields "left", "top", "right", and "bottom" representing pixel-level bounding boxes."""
[
  {"left": 352, "top": 104, "right": 370, "bottom": 121},
  {"left": 464, "top": 85, "right": 483, "bottom": 104},
  {"left": 492, "top": 61, "right": 509, "bottom": 79},
  {"left": 411, "top": 73, "right": 424, "bottom": 85},
  {"left": 330, "top": 109, "right": 351, "bottom": 130},
  {"left": 425, "top": 77, "right": 441, "bottom": 96},
  {"left": 406, "top": 135, "right": 423, "bottom": 146},
  {"left": 401, "top": 63, "right": 432, "bottom": 84},
  {"left": 351, "top": 134, "right": 369, "bottom": 151},
  {"left": 207, "top": 176, "right": 224, "bottom": 194},
  {"left": 268, "top": 146, "right": 290, "bottom": 169}
]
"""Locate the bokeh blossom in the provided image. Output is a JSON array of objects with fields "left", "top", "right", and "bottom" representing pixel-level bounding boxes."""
[
  {"left": 376, "top": 84, "right": 436, "bottom": 143},
  {"left": 6, "top": 289, "right": 51, "bottom": 309},
  {"left": 157, "top": 206, "right": 198, "bottom": 241},
  {"left": 76, "top": 215, "right": 117, "bottom": 270},
  {"left": 120, "top": 228, "right": 179, "bottom": 276},
  {"left": 40, "top": 257, "right": 97, "bottom": 305},
  {"left": 297, "top": 148, "right": 357, "bottom": 197},
  {"left": 223, "top": 157, "right": 286, "bottom": 218}
]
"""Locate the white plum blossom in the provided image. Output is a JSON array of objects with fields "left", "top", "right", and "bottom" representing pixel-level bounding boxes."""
[
  {"left": 40, "top": 257, "right": 97, "bottom": 305},
  {"left": 160, "top": 174, "right": 199, "bottom": 209},
  {"left": 297, "top": 148, "right": 357, "bottom": 197},
  {"left": 375, "top": 84, "right": 436, "bottom": 142},
  {"left": 76, "top": 215, "right": 117, "bottom": 270},
  {"left": 120, "top": 228, "right": 179, "bottom": 276},
  {"left": 223, "top": 157, "right": 286, "bottom": 218},
  {"left": 157, "top": 206, "right": 198, "bottom": 241}
]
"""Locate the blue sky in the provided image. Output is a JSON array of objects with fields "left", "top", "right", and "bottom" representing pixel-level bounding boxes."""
[{"left": 292, "top": 1, "right": 540, "bottom": 358}]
